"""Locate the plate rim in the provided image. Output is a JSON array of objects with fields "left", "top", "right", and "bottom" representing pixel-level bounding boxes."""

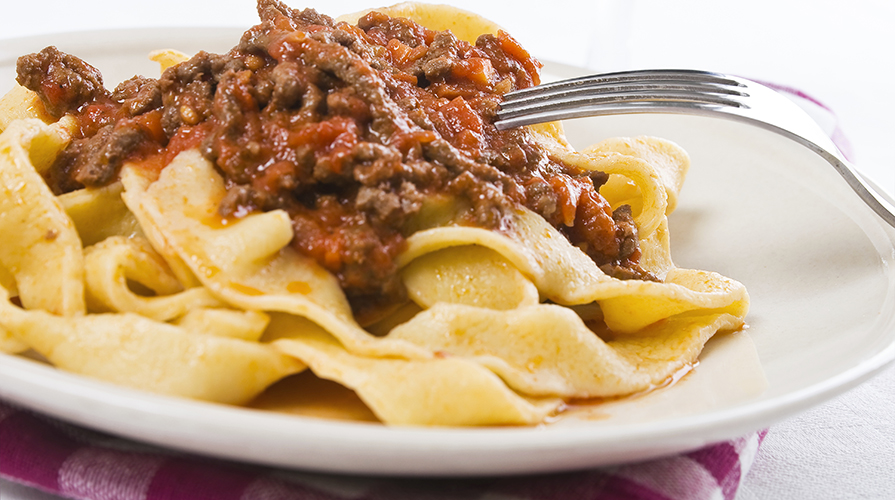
[{"left": 2, "top": 27, "right": 895, "bottom": 476}]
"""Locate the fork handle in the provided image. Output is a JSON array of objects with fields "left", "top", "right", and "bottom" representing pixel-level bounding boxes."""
[{"left": 830, "top": 154, "right": 895, "bottom": 229}]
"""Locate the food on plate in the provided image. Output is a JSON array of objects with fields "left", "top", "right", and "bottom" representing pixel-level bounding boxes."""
[{"left": 0, "top": 0, "right": 749, "bottom": 426}]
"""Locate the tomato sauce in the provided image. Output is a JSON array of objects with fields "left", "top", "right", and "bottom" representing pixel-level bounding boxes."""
[{"left": 17, "top": 0, "right": 655, "bottom": 318}]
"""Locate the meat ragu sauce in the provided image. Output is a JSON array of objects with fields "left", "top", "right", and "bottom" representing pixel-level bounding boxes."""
[{"left": 16, "top": 0, "right": 657, "bottom": 318}]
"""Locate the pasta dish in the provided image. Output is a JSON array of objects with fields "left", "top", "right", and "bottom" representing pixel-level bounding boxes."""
[{"left": 0, "top": 0, "right": 749, "bottom": 426}]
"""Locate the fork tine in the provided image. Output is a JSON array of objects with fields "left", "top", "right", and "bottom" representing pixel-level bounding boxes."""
[
  {"left": 505, "top": 69, "right": 745, "bottom": 100},
  {"left": 495, "top": 70, "right": 751, "bottom": 130},
  {"left": 498, "top": 88, "right": 746, "bottom": 118},
  {"left": 502, "top": 81, "right": 745, "bottom": 108}
]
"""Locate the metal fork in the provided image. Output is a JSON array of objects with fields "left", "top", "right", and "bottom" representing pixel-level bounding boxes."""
[{"left": 495, "top": 69, "right": 895, "bottom": 229}]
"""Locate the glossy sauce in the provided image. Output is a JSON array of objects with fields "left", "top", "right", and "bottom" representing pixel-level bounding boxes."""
[{"left": 18, "top": 2, "right": 654, "bottom": 318}]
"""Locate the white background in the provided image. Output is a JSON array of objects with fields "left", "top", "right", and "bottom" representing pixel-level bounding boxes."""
[{"left": 1, "top": 1, "right": 894, "bottom": 499}]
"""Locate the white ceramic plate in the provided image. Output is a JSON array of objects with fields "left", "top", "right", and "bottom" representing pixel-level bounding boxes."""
[{"left": 2, "top": 28, "right": 895, "bottom": 476}]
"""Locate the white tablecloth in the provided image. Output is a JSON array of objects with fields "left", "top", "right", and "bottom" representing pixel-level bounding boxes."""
[{"left": 1, "top": 1, "right": 893, "bottom": 499}]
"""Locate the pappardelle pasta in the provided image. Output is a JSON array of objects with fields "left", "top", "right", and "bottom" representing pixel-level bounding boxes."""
[{"left": 0, "top": 0, "right": 748, "bottom": 426}]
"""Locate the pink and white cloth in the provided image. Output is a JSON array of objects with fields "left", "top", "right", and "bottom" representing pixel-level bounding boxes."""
[{"left": 0, "top": 399, "right": 766, "bottom": 500}]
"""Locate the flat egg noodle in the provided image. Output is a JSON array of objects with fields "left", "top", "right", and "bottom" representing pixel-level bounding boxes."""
[
  {"left": 528, "top": 122, "right": 669, "bottom": 239},
  {"left": 116, "top": 167, "right": 201, "bottom": 288},
  {"left": 393, "top": 216, "right": 745, "bottom": 398},
  {"left": 529, "top": 123, "right": 690, "bottom": 216},
  {"left": 1, "top": 259, "right": 26, "bottom": 353},
  {"left": 0, "top": 284, "right": 303, "bottom": 404},
  {"left": 0, "top": 85, "right": 52, "bottom": 131},
  {"left": 388, "top": 305, "right": 745, "bottom": 398},
  {"left": 0, "top": 264, "right": 15, "bottom": 300},
  {"left": 559, "top": 132, "right": 681, "bottom": 277},
  {"left": 336, "top": 3, "right": 502, "bottom": 44},
  {"left": 588, "top": 136, "right": 691, "bottom": 214},
  {"left": 0, "top": 119, "right": 304, "bottom": 403},
  {"left": 0, "top": 327, "right": 27, "bottom": 354},
  {"left": 84, "top": 235, "right": 225, "bottom": 320},
  {"left": 267, "top": 314, "right": 561, "bottom": 426},
  {"left": 0, "top": 119, "right": 85, "bottom": 316},
  {"left": 401, "top": 245, "right": 540, "bottom": 310},
  {"left": 59, "top": 182, "right": 143, "bottom": 247},
  {"left": 119, "top": 150, "right": 432, "bottom": 360},
  {"left": 148, "top": 49, "right": 189, "bottom": 73},
  {"left": 174, "top": 307, "right": 271, "bottom": 341},
  {"left": 399, "top": 209, "right": 748, "bottom": 334}
]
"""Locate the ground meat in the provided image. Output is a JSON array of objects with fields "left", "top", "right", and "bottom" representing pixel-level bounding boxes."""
[
  {"left": 358, "top": 11, "right": 427, "bottom": 48},
  {"left": 16, "top": 46, "right": 108, "bottom": 117},
  {"left": 68, "top": 122, "right": 147, "bottom": 186},
  {"left": 475, "top": 32, "right": 540, "bottom": 90},
  {"left": 524, "top": 177, "right": 559, "bottom": 219},
  {"left": 612, "top": 205, "right": 639, "bottom": 261},
  {"left": 158, "top": 51, "right": 243, "bottom": 136},
  {"left": 413, "top": 31, "right": 461, "bottom": 80},
  {"left": 112, "top": 76, "right": 162, "bottom": 116},
  {"left": 259, "top": 0, "right": 333, "bottom": 28},
  {"left": 21, "top": 0, "right": 656, "bottom": 317}
]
